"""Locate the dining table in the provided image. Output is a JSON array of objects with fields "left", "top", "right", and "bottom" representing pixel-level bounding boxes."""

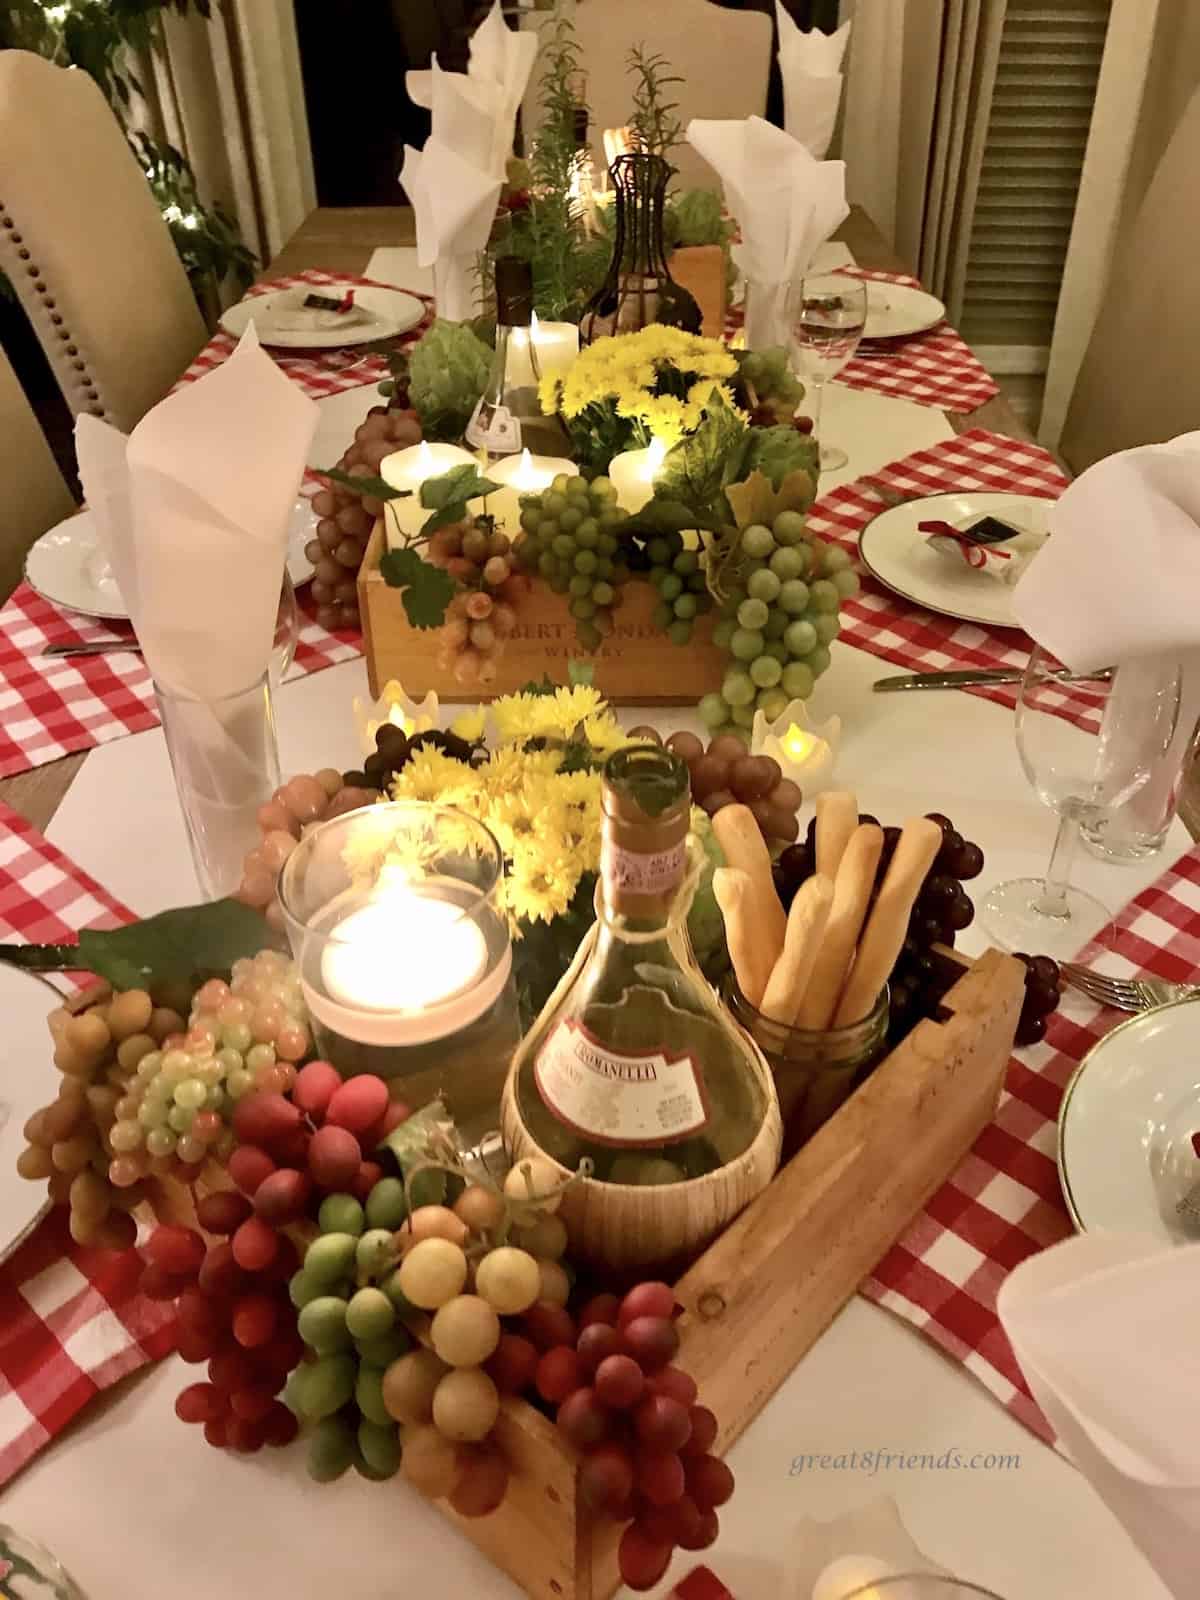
[{"left": 0, "top": 205, "right": 1182, "bottom": 1600}]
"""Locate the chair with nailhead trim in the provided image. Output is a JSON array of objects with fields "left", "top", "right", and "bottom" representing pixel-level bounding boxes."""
[
  {"left": 0, "top": 342, "right": 74, "bottom": 602},
  {"left": 0, "top": 51, "right": 208, "bottom": 438}
]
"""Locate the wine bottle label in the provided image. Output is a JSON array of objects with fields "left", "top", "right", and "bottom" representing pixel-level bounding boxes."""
[
  {"left": 603, "top": 840, "right": 686, "bottom": 898},
  {"left": 465, "top": 401, "right": 522, "bottom": 454},
  {"left": 534, "top": 1019, "right": 707, "bottom": 1147}
]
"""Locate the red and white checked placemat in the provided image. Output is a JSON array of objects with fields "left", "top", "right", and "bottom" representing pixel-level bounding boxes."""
[
  {"left": 725, "top": 268, "right": 1000, "bottom": 414},
  {"left": 0, "top": 801, "right": 176, "bottom": 1485},
  {"left": 809, "top": 428, "right": 1103, "bottom": 732},
  {"left": 862, "top": 841, "right": 1200, "bottom": 1446}
]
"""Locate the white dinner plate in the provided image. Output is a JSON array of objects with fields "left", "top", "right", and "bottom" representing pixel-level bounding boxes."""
[
  {"left": 220, "top": 286, "right": 425, "bottom": 349},
  {"left": 26, "top": 505, "right": 317, "bottom": 620},
  {"left": 1058, "top": 997, "right": 1200, "bottom": 1244},
  {"left": 0, "top": 966, "right": 67, "bottom": 1263},
  {"left": 858, "top": 491, "right": 1052, "bottom": 628},
  {"left": 311, "top": 386, "right": 384, "bottom": 472},
  {"left": 863, "top": 281, "right": 946, "bottom": 340}
]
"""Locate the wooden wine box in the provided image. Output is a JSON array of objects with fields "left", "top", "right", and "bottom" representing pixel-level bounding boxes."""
[
  {"left": 432, "top": 947, "right": 1026, "bottom": 1600},
  {"left": 357, "top": 520, "right": 727, "bottom": 703}
]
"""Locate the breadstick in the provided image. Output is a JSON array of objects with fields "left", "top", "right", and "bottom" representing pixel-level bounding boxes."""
[
  {"left": 815, "top": 791, "right": 858, "bottom": 880},
  {"left": 794, "top": 824, "right": 884, "bottom": 1031},
  {"left": 833, "top": 817, "right": 943, "bottom": 1027},
  {"left": 712, "top": 804, "right": 787, "bottom": 958},
  {"left": 760, "top": 874, "right": 834, "bottom": 1025},
  {"left": 713, "top": 868, "right": 774, "bottom": 1007}
]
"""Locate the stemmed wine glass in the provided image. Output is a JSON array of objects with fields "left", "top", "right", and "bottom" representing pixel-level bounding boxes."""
[
  {"left": 786, "top": 272, "right": 868, "bottom": 472},
  {"left": 981, "top": 647, "right": 1182, "bottom": 959}
]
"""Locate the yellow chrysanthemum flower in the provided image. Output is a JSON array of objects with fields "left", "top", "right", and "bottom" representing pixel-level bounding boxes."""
[
  {"left": 449, "top": 708, "right": 487, "bottom": 742},
  {"left": 390, "top": 749, "right": 479, "bottom": 807},
  {"left": 582, "top": 713, "right": 628, "bottom": 754},
  {"left": 506, "top": 844, "right": 579, "bottom": 924}
]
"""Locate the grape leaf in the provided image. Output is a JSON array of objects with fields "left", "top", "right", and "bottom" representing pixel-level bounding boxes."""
[
  {"left": 652, "top": 390, "right": 747, "bottom": 515},
  {"left": 379, "top": 546, "right": 458, "bottom": 628},
  {"left": 315, "top": 467, "right": 410, "bottom": 501},
  {"left": 725, "top": 467, "right": 818, "bottom": 533},
  {"left": 736, "top": 425, "right": 819, "bottom": 496},
  {"left": 419, "top": 464, "right": 499, "bottom": 511}
]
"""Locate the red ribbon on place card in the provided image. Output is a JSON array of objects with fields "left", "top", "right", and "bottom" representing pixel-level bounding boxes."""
[{"left": 918, "top": 519, "right": 1011, "bottom": 569}]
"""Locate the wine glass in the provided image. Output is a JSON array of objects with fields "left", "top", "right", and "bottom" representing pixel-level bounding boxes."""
[
  {"left": 981, "top": 648, "right": 1182, "bottom": 959},
  {"left": 786, "top": 272, "right": 868, "bottom": 472}
]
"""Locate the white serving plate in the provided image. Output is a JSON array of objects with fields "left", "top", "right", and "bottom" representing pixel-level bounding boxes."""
[
  {"left": 863, "top": 281, "right": 946, "bottom": 340},
  {"left": 858, "top": 490, "right": 1051, "bottom": 628},
  {"left": 0, "top": 966, "right": 70, "bottom": 1263},
  {"left": 26, "top": 505, "right": 318, "bottom": 621},
  {"left": 1058, "top": 996, "right": 1200, "bottom": 1245},
  {"left": 220, "top": 285, "right": 424, "bottom": 349}
]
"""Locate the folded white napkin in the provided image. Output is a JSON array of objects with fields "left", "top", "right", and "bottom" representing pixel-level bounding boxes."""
[
  {"left": 406, "top": 1, "right": 536, "bottom": 178},
  {"left": 776, "top": 5, "right": 851, "bottom": 159},
  {"left": 75, "top": 329, "right": 318, "bottom": 700},
  {"left": 998, "top": 1233, "right": 1200, "bottom": 1599},
  {"left": 400, "top": 138, "right": 503, "bottom": 323},
  {"left": 686, "top": 116, "right": 848, "bottom": 348}
]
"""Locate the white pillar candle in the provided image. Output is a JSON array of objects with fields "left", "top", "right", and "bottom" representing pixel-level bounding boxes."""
[
  {"left": 609, "top": 436, "right": 669, "bottom": 514},
  {"left": 381, "top": 440, "right": 478, "bottom": 546},
  {"left": 485, "top": 448, "right": 577, "bottom": 537},
  {"left": 505, "top": 313, "right": 580, "bottom": 393}
]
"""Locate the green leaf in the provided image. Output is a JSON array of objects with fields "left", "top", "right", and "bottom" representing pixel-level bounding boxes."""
[
  {"left": 417, "top": 465, "right": 501, "bottom": 535},
  {"left": 652, "top": 390, "right": 747, "bottom": 517},
  {"left": 382, "top": 1100, "right": 450, "bottom": 1172},
  {"left": 736, "top": 425, "right": 820, "bottom": 493},
  {"left": 316, "top": 467, "right": 409, "bottom": 502},
  {"left": 379, "top": 547, "right": 458, "bottom": 628},
  {"left": 0, "top": 900, "right": 278, "bottom": 1006}
]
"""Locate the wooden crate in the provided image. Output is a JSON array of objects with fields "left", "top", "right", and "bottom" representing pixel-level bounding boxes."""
[
  {"left": 667, "top": 244, "right": 729, "bottom": 339},
  {"left": 430, "top": 947, "right": 1026, "bottom": 1600},
  {"left": 357, "top": 520, "right": 727, "bottom": 702}
]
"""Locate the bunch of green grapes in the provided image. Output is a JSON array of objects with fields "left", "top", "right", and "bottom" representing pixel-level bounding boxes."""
[
  {"left": 645, "top": 533, "right": 713, "bottom": 646},
  {"left": 700, "top": 511, "right": 860, "bottom": 732},
  {"left": 733, "top": 347, "right": 806, "bottom": 427},
  {"left": 513, "top": 474, "right": 632, "bottom": 648}
]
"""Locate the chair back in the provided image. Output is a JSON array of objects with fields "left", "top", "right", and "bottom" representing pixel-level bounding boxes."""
[
  {"left": 0, "top": 51, "right": 207, "bottom": 436},
  {"left": 1059, "top": 81, "right": 1200, "bottom": 473},
  {"left": 524, "top": 0, "right": 772, "bottom": 192},
  {"left": 0, "top": 344, "right": 74, "bottom": 602}
]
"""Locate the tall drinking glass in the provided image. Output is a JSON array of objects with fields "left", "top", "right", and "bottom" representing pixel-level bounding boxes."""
[
  {"left": 787, "top": 272, "right": 868, "bottom": 472},
  {"left": 981, "top": 648, "right": 1181, "bottom": 958}
]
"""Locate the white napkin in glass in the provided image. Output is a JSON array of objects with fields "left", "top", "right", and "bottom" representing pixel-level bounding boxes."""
[
  {"left": 75, "top": 328, "right": 318, "bottom": 700},
  {"left": 998, "top": 1233, "right": 1200, "bottom": 1600},
  {"left": 400, "top": 138, "right": 502, "bottom": 323},
  {"left": 405, "top": 1, "right": 537, "bottom": 178},
  {"left": 686, "top": 116, "right": 848, "bottom": 348},
  {"left": 775, "top": 5, "right": 851, "bottom": 159}
]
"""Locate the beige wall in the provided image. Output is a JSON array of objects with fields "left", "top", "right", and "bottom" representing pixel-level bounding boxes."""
[{"left": 1117, "top": 0, "right": 1200, "bottom": 243}]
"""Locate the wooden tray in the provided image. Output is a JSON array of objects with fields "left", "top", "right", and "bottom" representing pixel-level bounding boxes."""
[
  {"left": 431, "top": 947, "right": 1026, "bottom": 1599},
  {"left": 357, "top": 520, "right": 727, "bottom": 702}
]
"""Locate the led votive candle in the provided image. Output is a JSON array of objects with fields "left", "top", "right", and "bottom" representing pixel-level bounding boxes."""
[{"left": 380, "top": 440, "right": 477, "bottom": 545}]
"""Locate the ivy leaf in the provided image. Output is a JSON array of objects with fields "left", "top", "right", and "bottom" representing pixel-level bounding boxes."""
[
  {"left": 419, "top": 464, "right": 498, "bottom": 510},
  {"left": 652, "top": 391, "right": 747, "bottom": 516},
  {"left": 379, "top": 547, "right": 457, "bottom": 628},
  {"left": 315, "top": 467, "right": 409, "bottom": 502}
]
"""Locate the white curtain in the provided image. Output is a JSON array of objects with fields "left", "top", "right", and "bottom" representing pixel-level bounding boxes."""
[
  {"left": 136, "top": 0, "right": 316, "bottom": 272},
  {"left": 1040, "top": 0, "right": 1200, "bottom": 451},
  {"left": 839, "top": 0, "right": 1005, "bottom": 321}
]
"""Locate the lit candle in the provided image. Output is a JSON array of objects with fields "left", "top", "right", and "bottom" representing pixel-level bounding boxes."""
[
  {"left": 381, "top": 440, "right": 478, "bottom": 546},
  {"left": 352, "top": 680, "right": 439, "bottom": 756},
  {"left": 609, "top": 436, "right": 669, "bottom": 514},
  {"left": 322, "top": 887, "right": 488, "bottom": 1014},
  {"left": 485, "top": 447, "right": 576, "bottom": 536},
  {"left": 505, "top": 312, "right": 581, "bottom": 393},
  {"left": 811, "top": 1555, "right": 892, "bottom": 1600},
  {"left": 752, "top": 702, "right": 841, "bottom": 792}
]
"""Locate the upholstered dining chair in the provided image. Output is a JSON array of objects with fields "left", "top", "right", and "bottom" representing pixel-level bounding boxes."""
[
  {"left": 1058, "top": 80, "right": 1200, "bottom": 473},
  {"left": 523, "top": 0, "right": 772, "bottom": 192},
  {"left": 0, "top": 51, "right": 208, "bottom": 437},
  {"left": 0, "top": 343, "right": 74, "bottom": 602}
]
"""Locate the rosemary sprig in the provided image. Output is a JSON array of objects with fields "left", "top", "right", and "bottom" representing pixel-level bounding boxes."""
[{"left": 628, "top": 45, "right": 685, "bottom": 166}]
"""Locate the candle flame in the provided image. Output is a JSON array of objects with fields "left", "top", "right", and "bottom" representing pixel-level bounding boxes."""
[
  {"left": 783, "top": 724, "right": 817, "bottom": 760},
  {"left": 415, "top": 440, "right": 433, "bottom": 471},
  {"left": 530, "top": 311, "right": 540, "bottom": 334},
  {"left": 514, "top": 447, "right": 537, "bottom": 489},
  {"left": 646, "top": 436, "right": 668, "bottom": 474}
]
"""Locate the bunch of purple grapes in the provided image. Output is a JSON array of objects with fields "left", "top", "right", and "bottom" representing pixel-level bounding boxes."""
[{"left": 774, "top": 810, "right": 1060, "bottom": 1047}]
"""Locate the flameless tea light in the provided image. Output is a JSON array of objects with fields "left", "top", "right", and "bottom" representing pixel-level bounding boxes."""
[
  {"left": 812, "top": 1556, "right": 893, "bottom": 1600},
  {"left": 504, "top": 312, "right": 580, "bottom": 391},
  {"left": 752, "top": 701, "right": 841, "bottom": 792},
  {"left": 486, "top": 447, "right": 576, "bottom": 536},
  {"left": 381, "top": 440, "right": 478, "bottom": 544},
  {"left": 352, "top": 681, "right": 439, "bottom": 756},
  {"left": 610, "top": 435, "right": 669, "bottom": 514}
]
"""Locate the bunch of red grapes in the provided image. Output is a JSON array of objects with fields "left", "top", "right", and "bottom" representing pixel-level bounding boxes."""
[
  {"left": 425, "top": 516, "right": 532, "bottom": 687},
  {"left": 147, "top": 1066, "right": 409, "bottom": 1450},
  {"left": 775, "top": 811, "right": 1062, "bottom": 1047},
  {"left": 496, "top": 1281, "right": 731, "bottom": 1592},
  {"left": 656, "top": 729, "right": 802, "bottom": 846},
  {"left": 307, "top": 406, "right": 423, "bottom": 631}
]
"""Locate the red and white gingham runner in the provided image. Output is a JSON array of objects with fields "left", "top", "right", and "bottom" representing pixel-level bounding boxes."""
[
  {"left": 809, "top": 428, "right": 1103, "bottom": 731},
  {"left": 862, "top": 841, "right": 1200, "bottom": 1445},
  {"left": 725, "top": 268, "right": 1000, "bottom": 414},
  {"left": 0, "top": 801, "right": 176, "bottom": 1485}
]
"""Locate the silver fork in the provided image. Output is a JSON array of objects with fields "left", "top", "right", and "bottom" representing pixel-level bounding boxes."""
[{"left": 1059, "top": 962, "right": 1200, "bottom": 1013}]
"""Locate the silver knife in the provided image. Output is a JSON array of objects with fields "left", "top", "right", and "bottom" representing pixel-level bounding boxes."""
[
  {"left": 874, "top": 666, "right": 1110, "bottom": 692},
  {"left": 42, "top": 641, "right": 142, "bottom": 658}
]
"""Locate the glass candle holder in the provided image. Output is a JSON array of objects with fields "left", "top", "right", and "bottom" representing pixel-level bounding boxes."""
[
  {"left": 278, "top": 801, "right": 520, "bottom": 1143},
  {"left": 843, "top": 1582, "right": 1007, "bottom": 1600},
  {"left": 723, "top": 977, "right": 889, "bottom": 1161},
  {"left": 155, "top": 670, "right": 281, "bottom": 902},
  {"left": 0, "top": 1526, "right": 89, "bottom": 1598}
]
